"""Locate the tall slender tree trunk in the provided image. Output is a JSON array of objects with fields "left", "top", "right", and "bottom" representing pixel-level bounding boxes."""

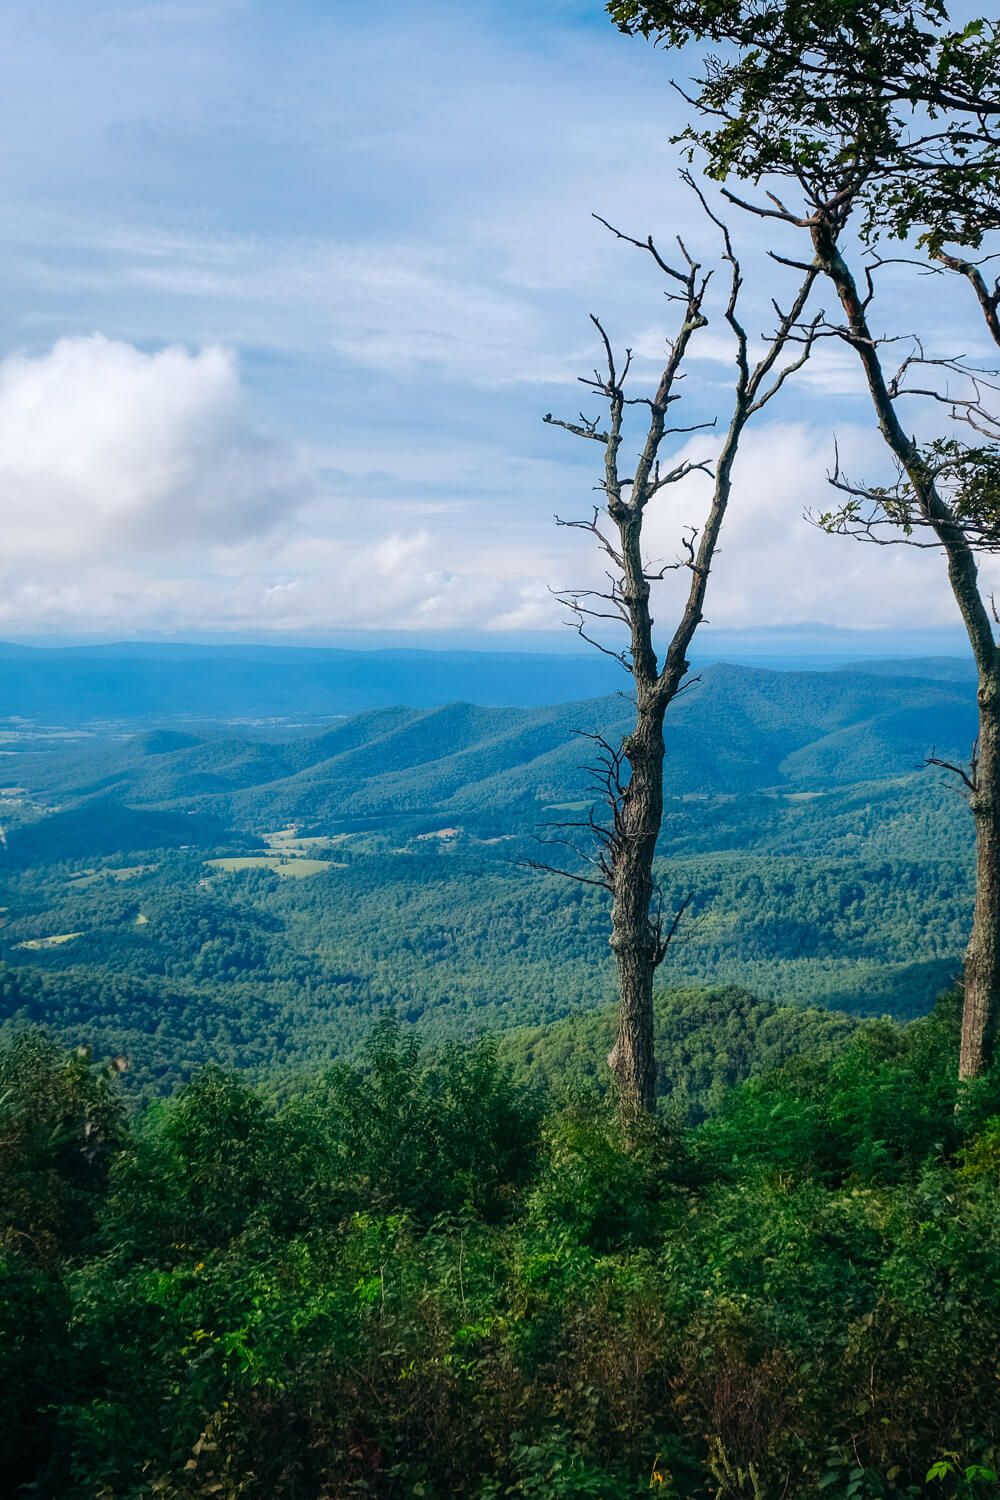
[
  {"left": 813, "top": 218, "right": 1000, "bottom": 1080},
  {"left": 607, "top": 698, "right": 666, "bottom": 1115},
  {"left": 962, "top": 672, "right": 1000, "bottom": 1077}
]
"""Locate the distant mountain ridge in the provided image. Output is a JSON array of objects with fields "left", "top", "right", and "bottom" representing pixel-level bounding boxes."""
[
  {"left": 6, "top": 661, "right": 980, "bottom": 843},
  {"left": 0, "top": 642, "right": 628, "bottom": 721},
  {"left": 0, "top": 640, "right": 976, "bottom": 724},
  {"left": 837, "top": 656, "right": 977, "bottom": 682}
]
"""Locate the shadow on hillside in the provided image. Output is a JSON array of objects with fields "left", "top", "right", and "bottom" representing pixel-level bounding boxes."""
[{"left": 821, "top": 956, "right": 960, "bottom": 1020}]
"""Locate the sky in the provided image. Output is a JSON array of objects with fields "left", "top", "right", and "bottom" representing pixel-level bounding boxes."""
[{"left": 0, "top": 0, "right": 988, "bottom": 653}]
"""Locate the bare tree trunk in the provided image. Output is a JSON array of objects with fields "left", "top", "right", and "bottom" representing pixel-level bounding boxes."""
[
  {"left": 962, "top": 673, "right": 1000, "bottom": 1077},
  {"left": 937, "top": 257, "right": 1000, "bottom": 1080},
  {"left": 607, "top": 698, "right": 666, "bottom": 1114}
]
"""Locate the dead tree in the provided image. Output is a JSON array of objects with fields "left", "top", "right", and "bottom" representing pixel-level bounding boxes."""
[{"left": 535, "top": 192, "right": 818, "bottom": 1118}]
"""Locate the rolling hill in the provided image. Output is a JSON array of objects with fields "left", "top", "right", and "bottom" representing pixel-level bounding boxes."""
[
  {"left": 5, "top": 661, "right": 979, "bottom": 834},
  {"left": 499, "top": 985, "right": 861, "bottom": 1118},
  {"left": 0, "top": 658, "right": 980, "bottom": 1090}
]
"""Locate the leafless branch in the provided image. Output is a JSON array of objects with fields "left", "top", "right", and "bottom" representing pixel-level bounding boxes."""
[
  {"left": 927, "top": 738, "right": 980, "bottom": 797},
  {"left": 538, "top": 179, "right": 819, "bottom": 1112}
]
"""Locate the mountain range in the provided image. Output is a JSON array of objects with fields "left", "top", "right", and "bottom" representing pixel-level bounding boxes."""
[
  {"left": 0, "top": 654, "right": 980, "bottom": 1089},
  {"left": 0, "top": 639, "right": 978, "bottom": 728},
  {"left": 0, "top": 641, "right": 627, "bottom": 722},
  {"left": 5, "top": 658, "right": 979, "bottom": 846}
]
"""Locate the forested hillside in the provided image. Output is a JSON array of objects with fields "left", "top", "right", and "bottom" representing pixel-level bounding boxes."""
[
  {"left": 7, "top": 659, "right": 978, "bottom": 822},
  {"left": 0, "top": 661, "right": 979, "bottom": 1089},
  {"left": 499, "top": 985, "right": 860, "bottom": 1118}
]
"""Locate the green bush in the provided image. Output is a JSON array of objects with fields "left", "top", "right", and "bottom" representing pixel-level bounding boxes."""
[{"left": 4, "top": 1010, "right": 1000, "bottom": 1498}]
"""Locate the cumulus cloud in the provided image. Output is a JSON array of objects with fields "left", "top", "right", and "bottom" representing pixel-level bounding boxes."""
[
  {"left": 0, "top": 335, "right": 312, "bottom": 560},
  {"left": 0, "top": 367, "right": 990, "bottom": 639},
  {"left": 0, "top": 331, "right": 563, "bottom": 634}
]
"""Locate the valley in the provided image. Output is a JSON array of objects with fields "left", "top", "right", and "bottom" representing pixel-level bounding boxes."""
[{"left": 0, "top": 656, "right": 978, "bottom": 1091}]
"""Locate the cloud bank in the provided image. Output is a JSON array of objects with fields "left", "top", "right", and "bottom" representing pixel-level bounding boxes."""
[{"left": 0, "top": 346, "right": 987, "bottom": 640}]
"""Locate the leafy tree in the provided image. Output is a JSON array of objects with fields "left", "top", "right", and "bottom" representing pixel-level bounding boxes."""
[
  {"left": 0, "top": 1031, "right": 125, "bottom": 1264},
  {"left": 608, "top": 0, "right": 1000, "bottom": 250},
  {"left": 608, "top": 0, "right": 1000, "bottom": 1079},
  {"left": 291, "top": 1017, "right": 543, "bottom": 1222},
  {"left": 5, "top": 1017, "right": 1000, "bottom": 1497},
  {"left": 0, "top": 1034, "right": 127, "bottom": 1491}
]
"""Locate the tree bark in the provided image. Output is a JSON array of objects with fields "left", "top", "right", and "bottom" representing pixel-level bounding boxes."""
[
  {"left": 607, "top": 698, "right": 666, "bottom": 1115},
  {"left": 962, "top": 672, "right": 1000, "bottom": 1077}
]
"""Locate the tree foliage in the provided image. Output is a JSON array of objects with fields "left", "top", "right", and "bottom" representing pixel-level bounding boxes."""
[
  {"left": 4, "top": 1011, "right": 1000, "bottom": 1497},
  {"left": 609, "top": 0, "right": 1000, "bottom": 249}
]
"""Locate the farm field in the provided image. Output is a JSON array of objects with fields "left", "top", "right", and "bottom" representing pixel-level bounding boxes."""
[{"left": 206, "top": 855, "right": 335, "bottom": 878}]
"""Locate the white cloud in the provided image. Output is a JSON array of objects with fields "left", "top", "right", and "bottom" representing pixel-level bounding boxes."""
[
  {"left": 0, "top": 356, "right": 990, "bottom": 640},
  {"left": 0, "top": 335, "right": 312, "bottom": 560},
  {"left": 0, "top": 533, "right": 558, "bottom": 637},
  {"left": 0, "top": 3, "right": 990, "bottom": 646},
  {"left": 637, "top": 421, "right": 1000, "bottom": 630}
]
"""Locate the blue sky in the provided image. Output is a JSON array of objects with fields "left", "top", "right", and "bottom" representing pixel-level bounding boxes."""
[{"left": 0, "top": 0, "right": 985, "bottom": 651}]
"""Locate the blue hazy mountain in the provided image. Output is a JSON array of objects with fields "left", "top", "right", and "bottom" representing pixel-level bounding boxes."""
[
  {"left": 8, "top": 659, "right": 977, "bottom": 831},
  {"left": 0, "top": 640, "right": 977, "bottom": 724},
  {"left": 0, "top": 641, "right": 627, "bottom": 721}
]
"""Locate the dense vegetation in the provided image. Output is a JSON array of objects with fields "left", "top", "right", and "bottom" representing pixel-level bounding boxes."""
[
  {"left": 0, "top": 797, "right": 969, "bottom": 1093},
  {"left": 4, "top": 999, "right": 1000, "bottom": 1498},
  {"left": 2, "top": 663, "right": 993, "bottom": 1491},
  {"left": 500, "top": 985, "right": 860, "bottom": 1120}
]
